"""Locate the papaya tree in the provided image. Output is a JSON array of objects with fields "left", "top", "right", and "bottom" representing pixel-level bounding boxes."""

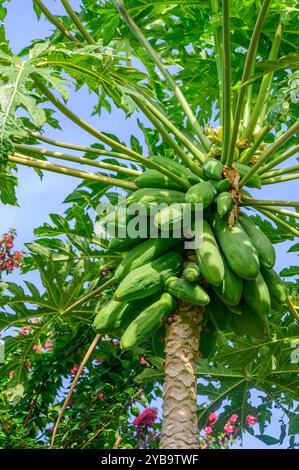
[{"left": 0, "top": 0, "right": 299, "bottom": 449}]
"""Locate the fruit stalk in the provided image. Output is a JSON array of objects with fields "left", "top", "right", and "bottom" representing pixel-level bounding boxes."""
[{"left": 160, "top": 302, "right": 203, "bottom": 449}]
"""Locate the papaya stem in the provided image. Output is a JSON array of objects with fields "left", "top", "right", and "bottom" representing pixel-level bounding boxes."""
[
  {"left": 60, "top": 0, "right": 95, "bottom": 44},
  {"left": 34, "top": 0, "right": 82, "bottom": 46},
  {"left": 262, "top": 164, "right": 299, "bottom": 179},
  {"left": 259, "top": 145, "right": 299, "bottom": 175},
  {"left": 50, "top": 334, "right": 101, "bottom": 448},
  {"left": 14, "top": 144, "right": 141, "bottom": 177},
  {"left": 239, "top": 121, "right": 299, "bottom": 187},
  {"left": 242, "top": 198, "right": 299, "bottom": 208},
  {"left": 29, "top": 132, "right": 141, "bottom": 162},
  {"left": 255, "top": 208, "right": 299, "bottom": 238},
  {"left": 9, "top": 154, "right": 137, "bottom": 191},
  {"left": 227, "top": 0, "right": 271, "bottom": 166},
  {"left": 63, "top": 277, "right": 115, "bottom": 316},
  {"left": 243, "top": 21, "right": 284, "bottom": 142},
  {"left": 257, "top": 206, "right": 299, "bottom": 220},
  {"left": 262, "top": 173, "right": 299, "bottom": 185},
  {"left": 112, "top": 0, "right": 211, "bottom": 151},
  {"left": 133, "top": 99, "right": 194, "bottom": 185},
  {"left": 211, "top": 0, "right": 223, "bottom": 125},
  {"left": 32, "top": 76, "right": 188, "bottom": 186},
  {"left": 131, "top": 87, "right": 206, "bottom": 163},
  {"left": 221, "top": 0, "right": 231, "bottom": 164}
]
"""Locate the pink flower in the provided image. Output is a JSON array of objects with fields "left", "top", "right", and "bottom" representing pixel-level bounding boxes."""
[
  {"left": 112, "top": 339, "right": 120, "bottom": 346},
  {"left": 133, "top": 407, "right": 158, "bottom": 433},
  {"left": 9, "top": 371, "right": 15, "bottom": 378},
  {"left": 228, "top": 413, "right": 238, "bottom": 424},
  {"left": 224, "top": 423, "right": 237, "bottom": 434},
  {"left": 33, "top": 344, "right": 42, "bottom": 353},
  {"left": 44, "top": 341, "right": 54, "bottom": 351},
  {"left": 246, "top": 415, "right": 258, "bottom": 426},
  {"left": 139, "top": 357, "right": 150, "bottom": 367},
  {"left": 94, "top": 359, "right": 103, "bottom": 365},
  {"left": 98, "top": 393, "right": 104, "bottom": 400},
  {"left": 70, "top": 365, "right": 79, "bottom": 375},
  {"left": 30, "top": 318, "right": 40, "bottom": 324},
  {"left": 204, "top": 426, "right": 213, "bottom": 435},
  {"left": 20, "top": 325, "right": 33, "bottom": 336},
  {"left": 208, "top": 412, "right": 218, "bottom": 425}
]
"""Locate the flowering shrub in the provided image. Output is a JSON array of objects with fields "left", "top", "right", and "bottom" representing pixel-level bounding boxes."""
[
  {"left": 0, "top": 230, "right": 23, "bottom": 275},
  {"left": 199, "top": 412, "right": 259, "bottom": 448},
  {"left": 132, "top": 407, "right": 158, "bottom": 434}
]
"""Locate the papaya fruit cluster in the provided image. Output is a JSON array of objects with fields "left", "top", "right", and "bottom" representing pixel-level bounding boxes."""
[{"left": 93, "top": 155, "right": 287, "bottom": 356}]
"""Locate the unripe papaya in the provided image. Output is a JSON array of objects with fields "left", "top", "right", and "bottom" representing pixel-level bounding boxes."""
[
  {"left": 196, "top": 220, "right": 225, "bottom": 286},
  {"left": 114, "top": 237, "right": 180, "bottom": 282},
  {"left": 212, "top": 213, "right": 260, "bottom": 280},
  {"left": 93, "top": 297, "right": 152, "bottom": 333},
  {"left": 108, "top": 236, "right": 143, "bottom": 252},
  {"left": 183, "top": 262, "right": 201, "bottom": 282},
  {"left": 185, "top": 181, "right": 217, "bottom": 208},
  {"left": 239, "top": 213, "right": 276, "bottom": 269},
  {"left": 199, "top": 320, "right": 217, "bottom": 358},
  {"left": 115, "top": 251, "right": 183, "bottom": 302},
  {"left": 206, "top": 295, "right": 232, "bottom": 331},
  {"left": 126, "top": 188, "right": 186, "bottom": 208},
  {"left": 154, "top": 203, "right": 189, "bottom": 232},
  {"left": 213, "top": 258, "right": 243, "bottom": 306},
  {"left": 150, "top": 156, "right": 202, "bottom": 185},
  {"left": 210, "top": 178, "right": 231, "bottom": 193},
  {"left": 165, "top": 276, "right": 210, "bottom": 305},
  {"left": 235, "top": 163, "right": 262, "bottom": 189},
  {"left": 203, "top": 158, "right": 223, "bottom": 180},
  {"left": 260, "top": 266, "right": 287, "bottom": 305},
  {"left": 135, "top": 169, "right": 187, "bottom": 191},
  {"left": 121, "top": 293, "right": 177, "bottom": 349},
  {"left": 216, "top": 192, "right": 233, "bottom": 217},
  {"left": 243, "top": 272, "right": 271, "bottom": 316},
  {"left": 230, "top": 301, "right": 270, "bottom": 339}
]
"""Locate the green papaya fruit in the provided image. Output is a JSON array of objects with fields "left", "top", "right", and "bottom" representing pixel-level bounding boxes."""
[
  {"left": 126, "top": 188, "right": 186, "bottom": 208},
  {"left": 210, "top": 178, "right": 231, "bottom": 193},
  {"left": 135, "top": 169, "right": 186, "bottom": 191},
  {"left": 199, "top": 320, "right": 218, "bottom": 358},
  {"left": 165, "top": 276, "right": 210, "bottom": 305},
  {"left": 93, "top": 297, "right": 152, "bottom": 333},
  {"left": 230, "top": 301, "right": 270, "bottom": 339},
  {"left": 183, "top": 262, "right": 201, "bottom": 282},
  {"left": 260, "top": 266, "right": 287, "bottom": 305},
  {"left": 203, "top": 158, "right": 223, "bottom": 180},
  {"left": 196, "top": 220, "right": 225, "bottom": 286},
  {"left": 185, "top": 181, "right": 217, "bottom": 208},
  {"left": 115, "top": 251, "right": 183, "bottom": 302},
  {"left": 121, "top": 293, "right": 177, "bottom": 349},
  {"left": 235, "top": 163, "right": 262, "bottom": 189},
  {"left": 206, "top": 295, "right": 232, "bottom": 331},
  {"left": 150, "top": 156, "right": 202, "bottom": 185},
  {"left": 213, "top": 258, "right": 243, "bottom": 306},
  {"left": 114, "top": 237, "right": 180, "bottom": 282},
  {"left": 212, "top": 213, "right": 260, "bottom": 280},
  {"left": 243, "top": 272, "right": 271, "bottom": 316},
  {"left": 216, "top": 192, "right": 233, "bottom": 217},
  {"left": 239, "top": 213, "right": 276, "bottom": 269}
]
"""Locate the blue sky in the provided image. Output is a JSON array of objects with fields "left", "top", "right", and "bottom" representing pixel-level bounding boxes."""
[{"left": 1, "top": 0, "right": 298, "bottom": 449}]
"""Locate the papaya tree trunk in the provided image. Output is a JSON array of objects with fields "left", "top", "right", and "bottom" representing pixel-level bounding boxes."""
[{"left": 160, "top": 301, "right": 203, "bottom": 449}]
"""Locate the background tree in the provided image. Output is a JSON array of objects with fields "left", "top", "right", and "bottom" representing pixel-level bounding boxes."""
[{"left": 0, "top": 0, "right": 299, "bottom": 449}]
